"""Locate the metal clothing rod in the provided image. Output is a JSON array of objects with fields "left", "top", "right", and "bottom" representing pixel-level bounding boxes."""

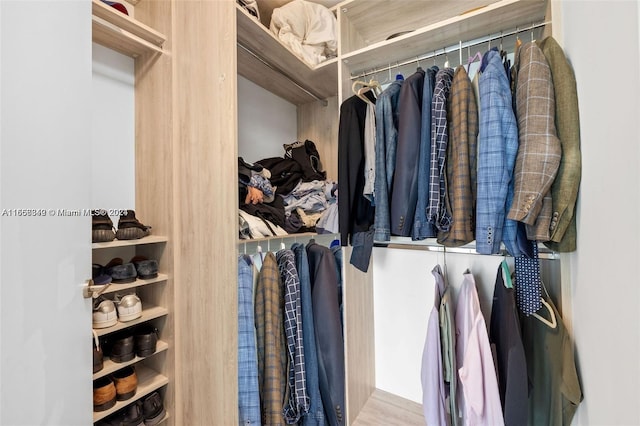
[
  {"left": 374, "top": 239, "right": 558, "bottom": 260},
  {"left": 350, "top": 20, "right": 551, "bottom": 81},
  {"left": 237, "top": 42, "right": 324, "bottom": 102}
]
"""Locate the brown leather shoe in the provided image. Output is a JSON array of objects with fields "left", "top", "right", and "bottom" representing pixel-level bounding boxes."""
[
  {"left": 112, "top": 366, "right": 137, "bottom": 401},
  {"left": 93, "top": 377, "right": 116, "bottom": 412},
  {"left": 93, "top": 330, "right": 104, "bottom": 374}
]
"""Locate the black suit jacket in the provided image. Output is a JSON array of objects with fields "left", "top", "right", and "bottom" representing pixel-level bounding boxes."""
[
  {"left": 390, "top": 69, "right": 425, "bottom": 236},
  {"left": 338, "top": 94, "right": 375, "bottom": 246},
  {"left": 306, "top": 242, "right": 345, "bottom": 426}
]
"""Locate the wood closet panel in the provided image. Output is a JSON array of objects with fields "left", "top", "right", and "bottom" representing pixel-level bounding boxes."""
[
  {"left": 134, "top": 1, "right": 175, "bottom": 424},
  {"left": 343, "top": 248, "right": 375, "bottom": 424},
  {"left": 297, "top": 96, "right": 339, "bottom": 180},
  {"left": 172, "top": 0, "right": 238, "bottom": 424}
]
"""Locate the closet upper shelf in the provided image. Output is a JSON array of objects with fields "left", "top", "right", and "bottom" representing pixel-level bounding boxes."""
[
  {"left": 339, "top": 0, "right": 547, "bottom": 74},
  {"left": 236, "top": 5, "right": 338, "bottom": 105},
  {"left": 92, "top": 0, "right": 166, "bottom": 58}
]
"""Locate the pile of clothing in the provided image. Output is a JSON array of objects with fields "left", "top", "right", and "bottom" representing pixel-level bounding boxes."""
[{"left": 239, "top": 139, "right": 338, "bottom": 239}]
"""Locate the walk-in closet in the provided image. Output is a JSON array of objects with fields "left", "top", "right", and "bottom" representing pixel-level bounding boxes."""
[{"left": 1, "top": 0, "right": 639, "bottom": 425}]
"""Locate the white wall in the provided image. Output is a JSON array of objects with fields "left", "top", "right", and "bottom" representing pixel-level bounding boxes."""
[
  {"left": 92, "top": 43, "right": 135, "bottom": 213},
  {"left": 237, "top": 75, "right": 297, "bottom": 163},
  {"left": 559, "top": 1, "right": 640, "bottom": 424}
]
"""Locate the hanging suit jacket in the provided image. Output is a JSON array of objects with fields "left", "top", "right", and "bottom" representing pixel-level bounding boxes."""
[
  {"left": 338, "top": 95, "right": 375, "bottom": 246},
  {"left": 306, "top": 242, "right": 345, "bottom": 426},
  {"left": 254, "top": 252, "right": 287, "bottom": 425},
  {"left": 390, "top": 69, "right": 425, "bottom": 236},
  {"left": 508, "top": 42, "right": 561, "bottom": 241},
  {"left": 537, "top": 36, "right": 582, "bottom": 252},
  {"left": 475, "top": 48, "right": 519, "bottom": 255},
  {"left": 438, "top": 66, "right": 478, "bottom": 246}
]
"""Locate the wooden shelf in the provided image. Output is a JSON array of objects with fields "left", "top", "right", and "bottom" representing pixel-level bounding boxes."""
[
  {"left": 352, "top": 389, "right": 424, "bottom": 426},
  {"left": 94, "top": 306, "right": 169, "bottom": 337},
  {"left": 100, "top": 273, "right": 168, "bottom": 295},
  {"left": 93, "top": 364, "right": 169, "bottom": 422},
  {"left": 340, "top": 0, "right": 547, "bottom": 74},
  {"left": 92, "top": 0, "right": 166, "bottom": 58},
  {"left": 94, "top": 341, "right": 169, "bottom": 380},
  {"left": 92, "top": 235, "right": 168, "bottom": 250},
  {"left": 236, "top": 4, "right": 338, "bottom": 104}
]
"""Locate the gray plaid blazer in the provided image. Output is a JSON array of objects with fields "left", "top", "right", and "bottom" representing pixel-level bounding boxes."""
[{"left": 507, "top": 42, "right": 561, "bottom": 241}]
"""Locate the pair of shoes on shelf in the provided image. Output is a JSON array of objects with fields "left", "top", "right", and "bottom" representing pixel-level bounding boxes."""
[
  {"left": 93, "top": 366, "right": 138, "bottom": 412},
  {"left": 92, "top": 210, "right": 151, "bottom": 243},
  {"left": 92, "top": 293, "right": 142, "bottom": 329},
  {"left": 98, "top": 256, "right": 159, "bottom": 284},
  {"left": 94, "top": 329, "right": 104, "bottom": 373},
  {"left": 107, "top": 325, "right": 159, "bottom": 363},
  {"left": 96, "top": 391, "right": 165, "bottom": 426}
]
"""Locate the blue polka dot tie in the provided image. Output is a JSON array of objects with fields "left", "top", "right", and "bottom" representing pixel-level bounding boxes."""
[{"left": 514, "top": 241, "right": 542, "bottom": 315}]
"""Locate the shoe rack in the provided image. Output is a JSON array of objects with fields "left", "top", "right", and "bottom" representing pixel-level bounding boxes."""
[
  {"left": 92, "top": 235, "right": 170, "bottom": 424},
  {"left": 91, "top": 0, "right": 174, "bottom": 424}
]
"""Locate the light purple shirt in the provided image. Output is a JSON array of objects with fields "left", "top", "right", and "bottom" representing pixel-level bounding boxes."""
[
  {"left": 421, "top": 265, "right": 447, "bottom": 425},
  {"left": 455, "top": 272, "right": 505, "bottom": 425}
]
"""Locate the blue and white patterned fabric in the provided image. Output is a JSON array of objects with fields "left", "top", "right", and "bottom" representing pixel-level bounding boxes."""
[
  {"left": 476, "top": 48, "right": 520, "bottom": 256},
  {"left": 238, "top": 255, "right": 261, "bottom": 425},
  {"left": 427, "top": 68, "right": 455, "bottom": 232},
  {"left": 276, "top": 250, "right": 310, "bottom": 423},
  {"left": 514, "top": 242, "right": 543, "bottom": 315}
]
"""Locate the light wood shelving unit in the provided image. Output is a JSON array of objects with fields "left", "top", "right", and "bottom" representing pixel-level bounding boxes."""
[
  {"left": 91, "top": 0, "right": 173, "bottom": 424},
  {"left": 91, "top": 0, "right": 166, "bottom": 57},
  {"left": 93, "top": 365, "right": 169, "bottom": 422},
  {"left": 236, "top": 3, "right": 338, "bottom": 105},
  {"left": 340, "top": 0, "right": 548, "bottom": 74}
]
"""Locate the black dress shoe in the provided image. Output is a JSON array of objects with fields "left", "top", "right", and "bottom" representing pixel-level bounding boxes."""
[
  {"left": 110, "top": 333, "right": 135, "bottom": 363},
  {"left": 134, "top": 325, "right": 158, "bottom": 358},
  {"left": 142, "top": 391, "right": 166, "bottom": 426}
]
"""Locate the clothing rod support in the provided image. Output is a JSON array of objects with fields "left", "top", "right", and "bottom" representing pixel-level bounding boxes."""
[
  {"left": 237, "top": 43, "right": 327, "bottom": 104},
  {"left": 349, "top": 20, "right": 550, "bottom": 80}
]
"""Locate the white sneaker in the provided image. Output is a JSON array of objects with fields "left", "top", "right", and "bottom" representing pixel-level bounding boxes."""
[
  {"left": 93, "top": 298, "right": 117, "bottom": 329},
  {"left": 115, "top": 293, "right": 142, "bottom": 322}
]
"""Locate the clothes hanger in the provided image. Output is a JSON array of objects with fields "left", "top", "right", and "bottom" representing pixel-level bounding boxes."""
[
  {"left": 395, "top": 61, "right": 404, "bottom": 81},
  {"left": 501, "top": 258, "right": 513, "bottom": 289},
  {"left": 467, "top": 51, "right": 483, "bottom": 73},
  {"left": 352, "top": 78, "right": 381, "bottom": 104},
  {"left": 443, "top": 48, "right": 450, "bottom": 68},
  {"left": 531, "top": 281, "right": 557, "bottom": 329}
]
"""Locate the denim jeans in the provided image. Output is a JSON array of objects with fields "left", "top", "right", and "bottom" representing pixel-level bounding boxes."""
[
  {"left": 291, "top": 243, "right": 325, "bottom": 426},
  {"left": 237, "top": 255, "right": 261, "bottom": 425}
]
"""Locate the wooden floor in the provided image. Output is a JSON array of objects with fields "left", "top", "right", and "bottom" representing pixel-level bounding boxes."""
[{"left": 352, "top": 389, "right": 425, "bottom": 426}]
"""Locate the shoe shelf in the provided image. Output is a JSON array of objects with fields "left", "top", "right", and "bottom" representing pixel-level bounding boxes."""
[
  {"left": 94, "top": 340, "right": 169, "bottom": 381},
  {"left": 92, "top": 0, "right": 166, "bottom": 58},
  {"left": 94, "top": 305, "right": 169, "bottom": 337},
  {"left": 93, "top": 364, "right": 169, "bottom": 422},
  {"left": 100, "top": 273, "right": 168, "bottom": 295},
  {"left": 92, "top": 235, "right": 168, "bottom": 250}
]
